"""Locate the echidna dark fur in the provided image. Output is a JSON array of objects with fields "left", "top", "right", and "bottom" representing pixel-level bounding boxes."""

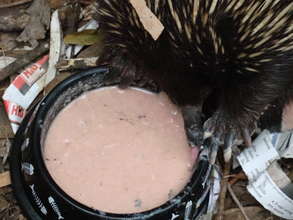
[{"left": 97, "top": 0, "right": 293, "bottom": 151}]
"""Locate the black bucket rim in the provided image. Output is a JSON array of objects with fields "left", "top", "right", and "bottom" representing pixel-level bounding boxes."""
[
  {"left": 11, "top": 66, "right": 211, "bottom": 219},
  {"left": 10, "top": 106, "right": 43, "bottom": 220}
]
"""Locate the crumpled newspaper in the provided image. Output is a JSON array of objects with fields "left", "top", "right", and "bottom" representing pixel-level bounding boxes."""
[
  {"left": 238, "top": 130, "right": 293, "bottom": 219},
  {"left": 2, "top": 10, "right": 62, "bottom": 133}
]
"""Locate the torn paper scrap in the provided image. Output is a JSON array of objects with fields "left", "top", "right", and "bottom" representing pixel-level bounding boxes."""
[
  {"left": 45, "top": 9, "right": 63, "bottom": 85},
  {"left": 129, "top": 0, "right": 164, "bottom": 40},
  {"left": 2, "top": 55, "right": 49, "bottom": 109},
  {"left": 3, "top": 100, "right": 26, "bottom": 134}
]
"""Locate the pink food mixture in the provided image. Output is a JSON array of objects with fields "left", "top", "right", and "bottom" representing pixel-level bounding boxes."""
[{"left": 43, "top": 87, "right": 198, "bottom": 214}]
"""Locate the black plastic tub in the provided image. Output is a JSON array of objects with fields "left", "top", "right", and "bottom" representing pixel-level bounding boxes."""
[{"left": 10, "top": 67, "right": 212, "bottom": 220}]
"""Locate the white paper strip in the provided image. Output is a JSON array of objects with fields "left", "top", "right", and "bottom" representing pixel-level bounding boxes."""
[
  {"left": 238, "top": 130, "right": 293, "bottom": 219},
  {"left": 248, "top": 170, "right": 293, "bottom": 219},
  {"left": 237, "top": 130, "right": 280, "bottom": 181}
]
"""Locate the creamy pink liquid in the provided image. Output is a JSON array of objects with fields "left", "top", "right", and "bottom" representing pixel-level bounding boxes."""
[{"left": 44, "top": 87, "right": 197, "bottom": 214}]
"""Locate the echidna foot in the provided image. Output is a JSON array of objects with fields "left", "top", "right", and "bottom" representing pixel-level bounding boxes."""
[{"left": 203, "top": 110, "right": 256, "bottom": 160}]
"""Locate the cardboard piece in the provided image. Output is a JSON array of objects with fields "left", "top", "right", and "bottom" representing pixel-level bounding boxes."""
[{"left": 129, "top": 0, "right": 164, "bottom": 40}]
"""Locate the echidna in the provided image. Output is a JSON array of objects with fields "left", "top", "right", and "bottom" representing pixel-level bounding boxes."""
[{"left": 97, "top": 0, "right": 293, "bottom": 152}]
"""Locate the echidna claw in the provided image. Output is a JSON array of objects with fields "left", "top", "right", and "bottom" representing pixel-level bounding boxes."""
[
  {"left": 241, "top": 128, "right": 252, "bottom": 147},
  {"left": 223, "top": 131, "right": 237, "bottom": 162},
  {"left": 224, "top": 132, "right": 236, "bottom": 150},
  {"left": 203, "top": 117, "right": 216, "bottom": 137},
  {"left": 203, "top": 110, "right": 255, "bottom": 151}
]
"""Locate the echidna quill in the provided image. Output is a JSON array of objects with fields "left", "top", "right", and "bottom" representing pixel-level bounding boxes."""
[{"left": 97, "top": 0, "right": 293, "bottom": 158}]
